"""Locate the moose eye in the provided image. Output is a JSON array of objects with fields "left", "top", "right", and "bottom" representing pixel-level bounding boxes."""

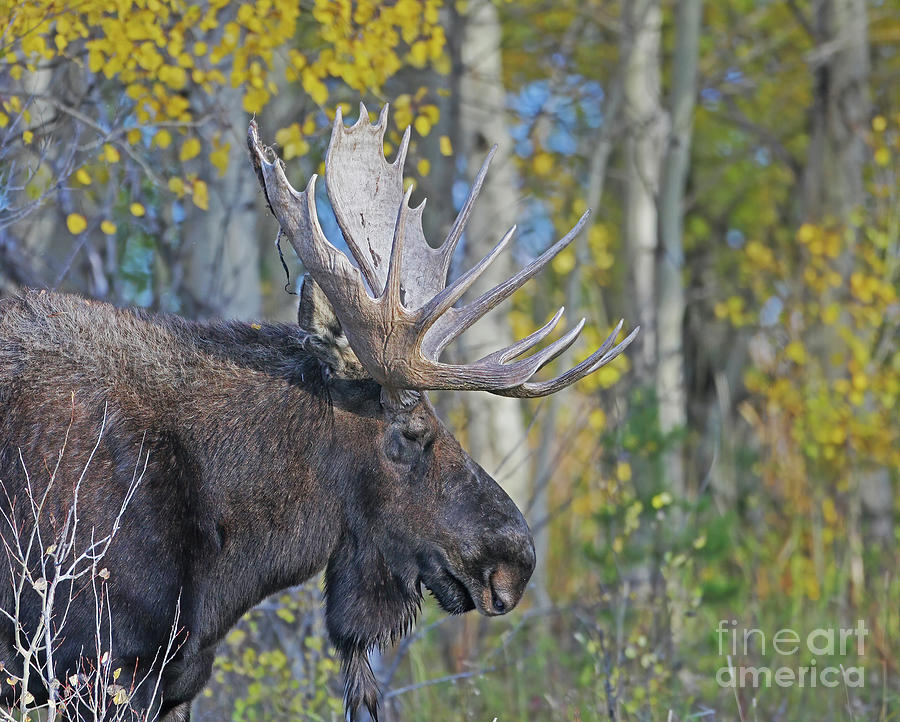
[
  {"left": 402, "top": 428, "right": 423, "bottom": 443},
  {"left": 385, "top": 422, "right": 434, "bottom": 466}
]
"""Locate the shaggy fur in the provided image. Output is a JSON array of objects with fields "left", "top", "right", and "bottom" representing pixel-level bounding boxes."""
[{"left": 0, "top": 289, "right": 535, "bottom": 720}]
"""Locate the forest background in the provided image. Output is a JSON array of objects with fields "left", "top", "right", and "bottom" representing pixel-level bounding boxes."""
[{"left": 0, "top": 0, "right": 897, "bottom": 719}]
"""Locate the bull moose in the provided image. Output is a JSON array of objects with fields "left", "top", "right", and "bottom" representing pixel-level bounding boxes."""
[{"left": 0, "top": 105, "right": 636, "bottom": 720}]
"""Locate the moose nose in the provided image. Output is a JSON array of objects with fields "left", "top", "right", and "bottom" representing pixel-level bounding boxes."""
[{"left": 483, "top": 565, "right": 526, "bottom": 616}]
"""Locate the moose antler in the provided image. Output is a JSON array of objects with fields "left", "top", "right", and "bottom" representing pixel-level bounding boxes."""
[{"left": 248, "top": 104, "right": 638, "bottom": 399}]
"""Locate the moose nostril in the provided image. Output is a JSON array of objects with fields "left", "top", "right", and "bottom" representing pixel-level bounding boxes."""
[
  {"left": 492, "top": 593, "right": 506, "bottom": 614},
  {"left": 487, "top": 567, "right": 517, "bottom": 615}
]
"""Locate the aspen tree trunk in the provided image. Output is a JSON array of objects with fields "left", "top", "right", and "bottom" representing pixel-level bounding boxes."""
[
  {"left": 621, "top": 0, "right": 666, "bottom": 625},
  {"left": 803, "top": 0, "right": 869, "bottom": 220},
  {"left": 184, "top": 94, "right": 262, "bottom": 320},
  {"left": 455, "top": 2, "right": 531, "bottom": 516},
  {"left": 803, "top": 2, "right": 890, "bottom": 600},
  {"left": 657, "top": 0, "right": 702, "bottom": 501},
  {"left": 623, "top": 0, "right": 664, "bottom": 385}
]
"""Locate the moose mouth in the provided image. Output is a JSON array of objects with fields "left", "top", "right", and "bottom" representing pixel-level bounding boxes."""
[
  {"left": 422, "top": 564, "right": 477, "bottom": 615},
  {"left": 419, "top": 552, "right": 516, "bottom": 618}
]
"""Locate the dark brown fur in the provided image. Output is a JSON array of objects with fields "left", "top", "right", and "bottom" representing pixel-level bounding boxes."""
[{"left": 0, "top": 289, "right": 534, "bottom": 720}]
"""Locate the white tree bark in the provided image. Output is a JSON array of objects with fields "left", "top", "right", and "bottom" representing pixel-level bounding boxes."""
[
  {"left": 803, "top": 1, "right": 889, "bottom": 553},
  {"left": 657, "top": 0, "right": 702, "bottom": 498},
  {"left": 623, "top": 0, "right": 664, "bottom": 384},
  {"left": 456, "top": 0, "right": 530, "bottom": 512},
  {"left": 184, "top": 93, "right": 262, "bottom": 320},
  {"left": 803, "top": 0, "right": 869, "bottom": 220}
]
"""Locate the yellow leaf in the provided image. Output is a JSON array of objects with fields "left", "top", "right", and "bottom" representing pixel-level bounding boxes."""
[
  {"left": 302, "top": 70, "right": 328, "bottom": 106},
  {"left": 101, "top": 144, "right": 120, "bottom": 163},
  {"left": 533, "top": 152, "right": 553, "bottom": 175},
  {"left": 154, "top": 129, "right": 172, "bottom": 149},
  {"left": 439, "top": 135, "right": 452, "bottom": 156},
  {"left": 22, "top": 130, "right": 33, "bottom": 144},
  {"left": 785, "top": 340, "right": 806, "bottom": 364},
  {"left": 796, "top": 223, "right": 816, "bottom": 243},
  {"left": 552, "top": 248, "right": 575, "bottom": 275},
  {"left": 595, "top": 250, "right": 615, "bottom": 270},
  {"left": 242, "top": 86, "right": 269, "bottom": 114},
  {"left": 160, "top": 65, "right": 187, "bottom": 89},
  {"left": 822, "top": 497, "right": 838, "bottom": 525},
  {"left": 130, "top": 202, "right": 145, "bottom": 217},
  {"left": 617, "top": 461, "right": 632, "bottom": 482},
  {"left": 100, "top": 220, "right": 117, "bottom": 235},
  {"left": 192, "top": 179, "right": 209, "bottom": 210},
  {"left": 88, "top": 49, "right": 104, "bottom": 73},
  {"left": 168, "top": 176, "right": 185, "bottom": 197},
  {"left": 66, "top": 213, "right": 87, "bottom": 234},
  {"left": 210, "top": 146, "right": 229, "bottom": 176},
  {"left": 75, "top": 168, "right": 91, "bottom": 185},
  {"left": 414, "top": 115, "right": 431, "bottom": 136},
  {"left": 409, "top": 40, "right": 428, "bottom": 68},
  {"left": 596, "top": 364, "right": 621, "bottom": 388},
  {"left": 179, "top": 137, "right": 201, "bottom": 162},
  {"left": 874, "top": 147, "right": 891, "bottom": 167},
  {"left": 417, "top": 158, "right": 430, "bottom": 176},
  {"left": 872, "top": 115, "right": 887, "bottom": 132}
]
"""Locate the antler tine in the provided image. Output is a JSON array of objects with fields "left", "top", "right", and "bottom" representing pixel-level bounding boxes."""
[
  {"left": 417, "top": 224, "right": 517, "bottom": 330},
  {"left": 410, "top": 316, "right": 585, "bottom": 393},
  {"left": 461, "top": 317, "right": 586, "bottom": 390},
  {"left": 495, "top": 322, "right": 639, "bottom": 398},
  {"left": 385, "top": 186, "right": 415, "bottom": 309},
  {"left": 477, "top": 306, "right": 566, "bottom": 365},
  {"left": 479, "top": 314, "right": 584, "bottom": 369},
  {"left": 395, "top": 123, "right": 412, "bottom": 171},
  {"left": 436, "top": 145, "right": 498, "bottom": 285},
  {"left": 424, "top": 209, "right": 591, "bottom": 358}
]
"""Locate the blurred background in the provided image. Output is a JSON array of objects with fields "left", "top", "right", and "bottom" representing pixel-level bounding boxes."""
[{"left": 1, "top": 0, "right": 897, "bottom": 719}]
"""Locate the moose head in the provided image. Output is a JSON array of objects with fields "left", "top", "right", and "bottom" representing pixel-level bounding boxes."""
[{"left": 247, "top": 105, "right": 637, "bottom": 718}]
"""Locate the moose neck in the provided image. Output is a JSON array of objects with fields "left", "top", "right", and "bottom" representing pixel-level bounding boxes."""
[{"left": 164, "top": 319, "right": 364, "bottom": 646}]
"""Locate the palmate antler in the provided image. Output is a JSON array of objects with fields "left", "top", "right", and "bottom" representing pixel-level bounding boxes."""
[{"left": 248, "top": 104, "right": 637, "bottom": 400}]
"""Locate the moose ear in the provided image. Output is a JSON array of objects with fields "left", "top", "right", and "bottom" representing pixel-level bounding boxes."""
[{"left": 298, "top": 275, "right": 369, "bottom": 380}]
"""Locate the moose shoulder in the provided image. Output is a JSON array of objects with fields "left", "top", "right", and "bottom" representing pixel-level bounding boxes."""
[{"left": 0, "top": 104, "right": 636, "bottom": 721}]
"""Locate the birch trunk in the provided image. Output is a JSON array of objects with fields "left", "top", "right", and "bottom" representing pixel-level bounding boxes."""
[
  {"left": 183, "top": 93, "right": 262, "bottom": 320},
  {"left": 657, "top": 0, "right": 702, "bottom": 500},
  {"left": 804, "top": 1, "right": 890, "bottom": 565},
  {"left": 455, "top": 1, "right": 530, "bottom": 514},
  {"left": 803, "top": 0, "right": 869, "bottom": 221},
  {"left": 623, "top": 0, "right": 664, "bottom": 385}
]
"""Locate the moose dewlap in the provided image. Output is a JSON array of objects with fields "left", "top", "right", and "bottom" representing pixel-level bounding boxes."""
[{"left": 0, "top": 104, "right": 635, "bottom": 721}]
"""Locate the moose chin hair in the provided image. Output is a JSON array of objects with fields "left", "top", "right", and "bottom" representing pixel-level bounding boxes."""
[
  {"left": 340, "top": 647, "right": 380, "bottom": 721},
  {"left": 324, "top": 538, "right": 424, "bottom": 720}
]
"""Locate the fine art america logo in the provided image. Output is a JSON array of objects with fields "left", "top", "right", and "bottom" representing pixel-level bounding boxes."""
[{"left": 716, "top": 620, "right": 867, "bottom": 688}]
